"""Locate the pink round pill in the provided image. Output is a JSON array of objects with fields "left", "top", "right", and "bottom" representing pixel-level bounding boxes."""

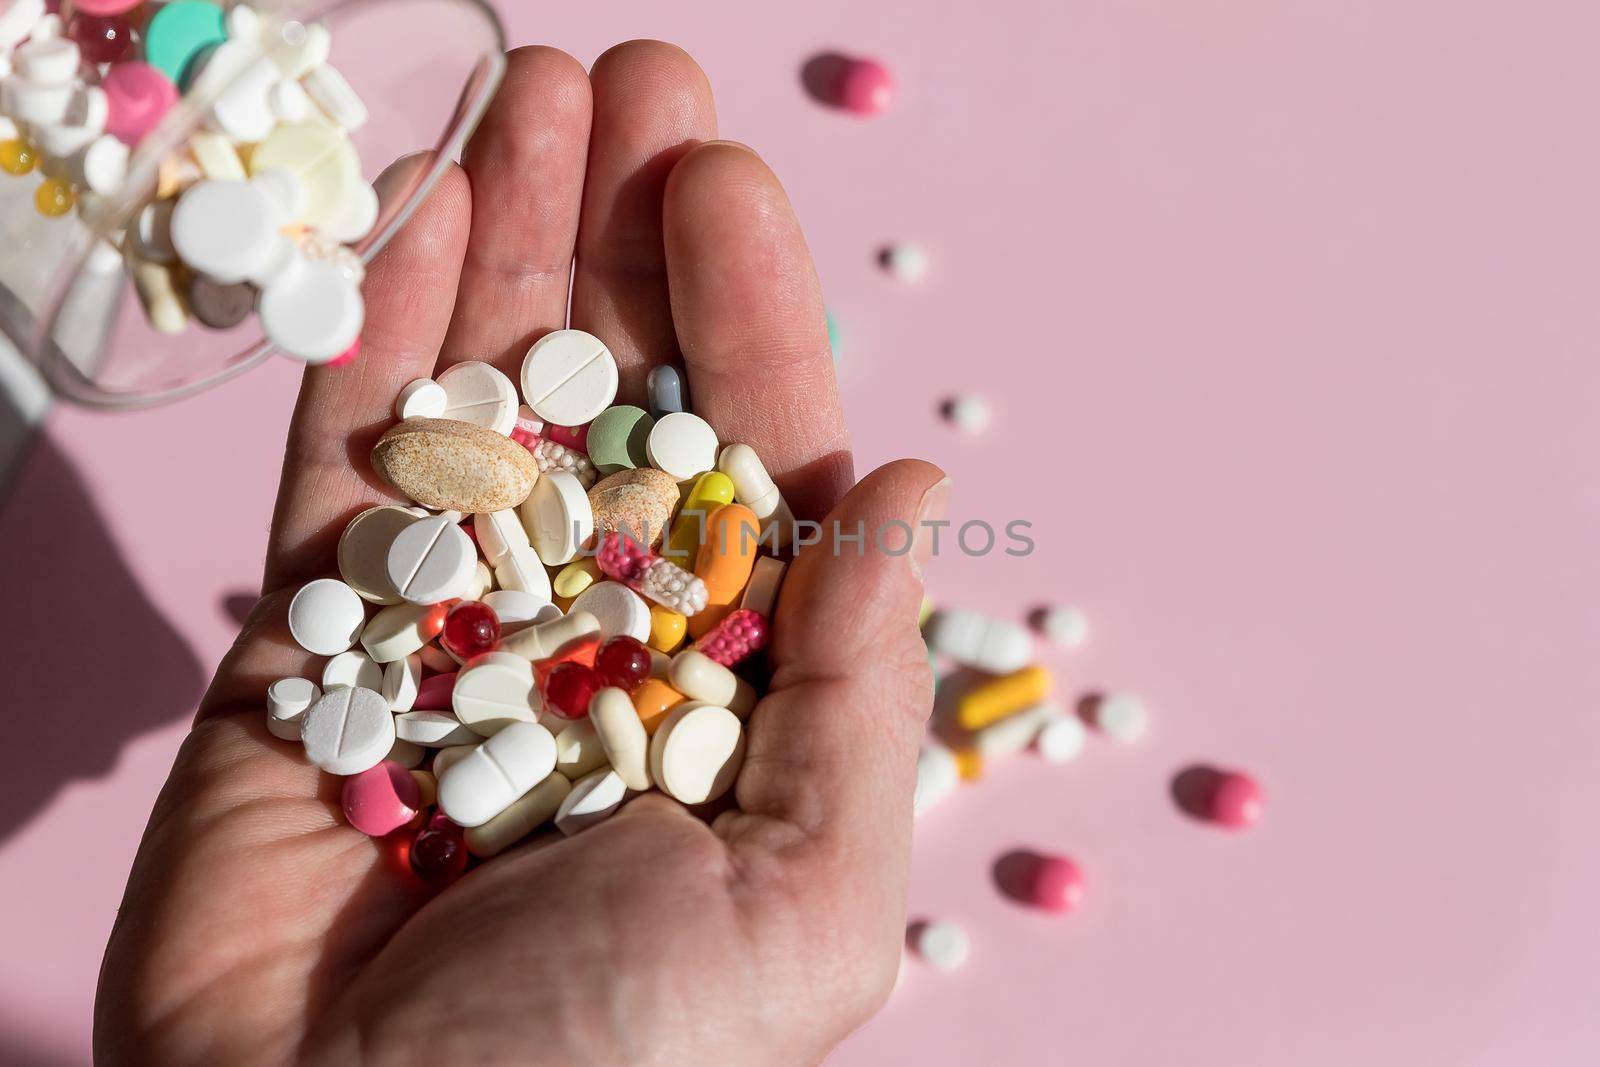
[
  {"left": 102, "top": 63, "right": 178, "bottom": 146},
  {"left": 342, "top": 761, "right": 422, "bottom": 837},
  {"left": 1209, "top": 771, "right": 1264, "bottom": 830},
  {"left": 413, "top": 671, "right": 457, "bottom": 711},
  {"left": 838, "top": 57, "right": 894, "bottom": 116},
  {"left": 71, "top": 0, "right": 143, "bottom": 17}
]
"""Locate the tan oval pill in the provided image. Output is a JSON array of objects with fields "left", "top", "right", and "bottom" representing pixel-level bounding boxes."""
[
  {"left": 465, "top": 771, "right": 572, "bottom": 857},
  {"left": 587, "top": 467, "right": 679, "bottom": 550},
  {"left": 371, "top": 417, "right": 539, "bottom": 513},
  {"left": 589, "top": 687, "right": 651, "bottom": 791},
  {"left": 648, "top": 702, "right": 744, "bottom": 804}
]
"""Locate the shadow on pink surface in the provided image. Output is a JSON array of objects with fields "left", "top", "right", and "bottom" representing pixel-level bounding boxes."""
[{"left": 0, "top": 408, "right": 205, "bottom": 847}]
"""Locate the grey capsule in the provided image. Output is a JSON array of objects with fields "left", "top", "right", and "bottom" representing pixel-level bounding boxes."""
[{"left": 646, "top": 364, "right": 687, "bottom": 418}]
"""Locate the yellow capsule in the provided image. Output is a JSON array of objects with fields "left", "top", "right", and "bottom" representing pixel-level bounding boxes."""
[
  {"left": 648, "top": 604, "right": 687, "bottom": 653},
  {"left": 954, "top": 748, "right": 984, "bottom": 781},
  {"left": 665, "top": 471, "right": 736, "bottom": 564},
  {"left": 956, "top": 665, "right": 1053, "bottom": 731},
  {"left": 34, "top": 178, "right": 75, "bottom": 217},
  {"left": 552, "top": 557, "right": 600, "bottom": 599},
  {"left": 918, "top": 597, "right": 936, "bottom": 627},
  {"left": 0, "top": 138, "right": 38, "bottom": 176}
]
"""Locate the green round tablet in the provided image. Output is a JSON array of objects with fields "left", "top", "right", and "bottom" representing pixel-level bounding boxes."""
[
  {"left": 587, "top": 405, "right": 656, "bottom": 476},
  {"left": 145, "top": 0, "right": 228, "bottom": 87}
]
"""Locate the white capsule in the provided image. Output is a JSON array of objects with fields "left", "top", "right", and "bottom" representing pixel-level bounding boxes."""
[
  {"left": 466, "top": 771, "right": 571, "bottom": 857},
  {"left": 922, "top": 608, "right": 1033, "bottom": 674},
  {"left": 589, "top": 687, "right": 651, "bottom": 791},
  {"left": 973, "top": 701, "right": 1058, "bottom": 759}
]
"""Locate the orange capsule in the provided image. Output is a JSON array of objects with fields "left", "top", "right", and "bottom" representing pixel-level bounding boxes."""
[{"left": 688, "top": 503, "right": 760, "bottom": 639}]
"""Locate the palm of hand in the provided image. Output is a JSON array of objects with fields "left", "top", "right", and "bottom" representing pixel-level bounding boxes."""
[{"left": 95, "top": 42, "right": 944, "bottom": 1067}]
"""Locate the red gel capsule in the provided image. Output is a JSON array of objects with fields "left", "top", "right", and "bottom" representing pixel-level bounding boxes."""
[
  {"left": 541, "top": 660, "right": 600, "bottom": 720},
  {"left": 442, "top": 600, "right": 500, "bottom": 660},
  {"left": 68, "top": 12, "right": 134, "bottom": 64},
  {"left": 410, "top": 811, "right": 467, "bottom": 883},
  {"left": 594, "top": 635, "right": 651, "bottom": 689}
]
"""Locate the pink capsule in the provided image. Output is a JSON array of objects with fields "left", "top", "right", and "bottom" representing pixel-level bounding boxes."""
[
  {"left": 692, "top": 608, "right": 769, "bottom": 667},
  {"left": 994, "top": 849, "right": 1084, "bottom": 913},
  {"left": 1209, "top": 771, "right": 1264, "bottom": 830},
  {"left": 838, "top": 57, "right": 894, "bottom": 116},
  {"left": 413, "top": 671, "right": 457, "bottom": 710},
  {"left": 546, "top": 422, "right": 589, "bottom": 452},
  {"left": 342, "top": 761, "right": 422, "bottom": 837}
]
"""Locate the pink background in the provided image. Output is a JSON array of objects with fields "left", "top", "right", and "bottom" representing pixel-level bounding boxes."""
[{"left": 6, "top": 1, "right": 1600, "bottom": 1063}]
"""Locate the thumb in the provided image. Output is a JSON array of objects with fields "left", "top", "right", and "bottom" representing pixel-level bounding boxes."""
[{"left": 729, "top": 458, "right": 949, "bottom": 848}]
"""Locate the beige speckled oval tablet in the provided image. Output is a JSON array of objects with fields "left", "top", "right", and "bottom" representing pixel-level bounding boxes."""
[
  {"left": 587, "top": 467, "right": 680, "bottom": 549},
  {"left": 372, "top": 417, "right": 539, "bottom": 513}
]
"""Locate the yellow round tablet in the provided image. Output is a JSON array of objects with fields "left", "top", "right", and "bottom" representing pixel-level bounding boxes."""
[{"left": 247, "top": 121, "right": 359, "bottom": 228}]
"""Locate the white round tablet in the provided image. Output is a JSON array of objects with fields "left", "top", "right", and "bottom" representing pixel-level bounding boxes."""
[
  {"left": 169, "top": 178, "right": 285, "bottom": 285},
  {"left": 383, "top": 653, "right": 422, "bottom": 712},
  {"left": 1035, "top": 714, "right": 1087, "bottom": 764},
  {"left": 554, "top": 767, "right": 628, "bottom": 836},
  {"left": 437, "top": 361, "right": 519, "bottom": 435},
  {"left": 570, "top": 582, "right": 651, "bottom": 642},
  {"left": 520, "top": 329, "right": 619, "bottom": 426},
  {"left": 300, "top": 686, "right": 395, "bottom": 775},
  {"left": 338, "top": 505, "right": 421, "bottom": 605},
  {"left": 1094, "top": 692, "right": 1148, "bottom": 743},
  {"left": 520, "top": 470, "right": 592, "bottom": 567},
  {"left": 648, "top": 702, "right": 745, "bottom": 804},
  {"left": 395, "top": 378, "right": 447, "bottom": 420},
  {"left": 266, "top": 677, "right": 321, "bottom": 741},
  {"left": 1036, "top": 604, "right": 1089, "bottom": 648},
  {"left": 913, "top": 920, "right": 969, "bottom": 971},
  {"left": 260, "top": 257, "right": 364, "bottom": 363},
  {"left": 645, "top": 412, "right": 720, "bottom": 481},
  {"left": 288, "top": 578, "right": 366, "bottom": 656},
  {"left": 322, "top": 648, "right": 384, "bottom": 692},
  {"left": 385, "top": 515, "right": 476, "bottom": 605},
  {"left": 452, "top": 651, "right": 540, "bottom": 736}
]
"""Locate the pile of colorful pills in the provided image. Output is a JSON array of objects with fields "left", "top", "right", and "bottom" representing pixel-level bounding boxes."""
[
  {"left": 0, "top": 0, "right": 372, "bottom": 361},
  {"left": 275, "top": 330, "right": 794, "bottom": 880}
]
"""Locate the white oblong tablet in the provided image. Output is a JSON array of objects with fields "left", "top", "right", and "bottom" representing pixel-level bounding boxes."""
[
  {"left": 383, "top": 653, "right": 422, "bottom": 712},
  {"left": 300, "top": 686, "right": 396, "bottom": 775},
  {"left": 519, "top": 470, "right": 592, "bottom": 566},
  {"left": 452, "top": 651, "right": 540, "bottom": 736},
  {"left": 519, "top": 329, "right": 619, "bottom": 426},
  {"left": 360, "top": 601, "right": 445, "bottom": 663},
  {"left": 973, "top": 701, "right": 1057, "bottom": 759},
  {"left": 554, "top": 767, "right": 629, "bottom": 836},
  {"left": 338, "top": 505, "right": 420, "bottom": 605},
  {"left": 646, "top": 412, "right": 719, "bottom": 481},
  {"left": 437, "top": 361, "right": 520, "bottom": 435},
  {"left": 266, "top": 677, "right": 321, "bottom": 741},
  {"left": 395, "top": 378, "right": 447, "bottom": 420},
  {"left": 322, "top": 649, "right": 384, "bottom": 692},
  {"left": 474, "top": 508, "right": 531, "bottom": 565},
  {"left": 288, "top": 578, "right": 366, "bottom": 656},
  {"left": 648, "top": 702, "right": 745, "bottom": 804},
  {"left": 923, "top": 608, "right": 1034, "bottom": 674},
  {"left": 492, "top": 542, "right": 554, "bottom": 600},
  {"left": 589, "top": 687, "right": 651, "bottom": 791},
  {"left": 385, "top": 515, "right": 476, "bottom": 605},
  {"left": 437, "top": 721, "right": 558, "bottom": 827},
  {"left": 466, "top": 771, "right": 572, "bottom": 857},
  {"left": 739, "top": 556, "right": 787, "bottom": 619},
  {"left": 396, "top": 710, "right": 478, "bottom": 747},
  {"left": 570, "top": 582, "right": 651, "bottom": 642},
  {"left": 303, "top": 61, "right": 369, "bottom": 130},
  {"left": 481, "top": 589, "right": 558, "bottom": 635}
]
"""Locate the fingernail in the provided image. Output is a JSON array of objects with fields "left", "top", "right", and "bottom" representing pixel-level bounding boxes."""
[
  {"left": 701, "top": 138, "right": 760, "bottom": 158},
  {"left": 910, "top": 476, "right": 951, "bottom": 582}
]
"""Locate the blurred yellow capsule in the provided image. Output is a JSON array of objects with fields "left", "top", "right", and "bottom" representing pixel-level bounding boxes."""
[{"left": 956, "top": 665, "right": 1053, "bottom": 731}]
